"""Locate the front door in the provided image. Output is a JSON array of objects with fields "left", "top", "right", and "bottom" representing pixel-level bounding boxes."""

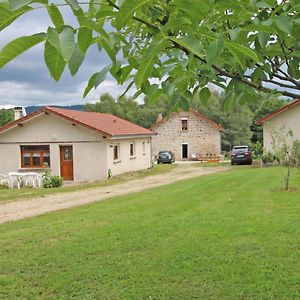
[
  {"left": 60, "top": 146, "right": 74, "bottom": 180},
  {"left": 182, "top": 144, "right": 188, "bottom": 159}
]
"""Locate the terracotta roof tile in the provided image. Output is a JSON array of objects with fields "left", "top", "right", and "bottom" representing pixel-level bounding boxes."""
[
  {"left": 256, "top": 99, "right": 300, "bottom": 125},
  {"left": 151, "top": 110, "right": 223, "bottom": 130},
  {"left": 0, "top": 106, "right": 154, "bottom": 137}
]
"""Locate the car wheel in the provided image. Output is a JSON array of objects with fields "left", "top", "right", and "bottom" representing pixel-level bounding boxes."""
[
  {"left": 231, "top": 161, "right": 234, "bottom": 165},
  {"left": 157, "top": 160, "right": 160, "bottom": 164}
]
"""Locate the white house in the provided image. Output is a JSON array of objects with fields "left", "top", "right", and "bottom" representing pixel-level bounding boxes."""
[
  {"left": 0, "top": 106, "right": 154, "bottom": 182},
  {"left": 256, "top": 99, "right": 300, "bottom": 151}
]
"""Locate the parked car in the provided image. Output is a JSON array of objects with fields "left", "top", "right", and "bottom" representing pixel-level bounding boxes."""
[
  {"left": 231, "top": 145, "right": 252, "bottom": 165},
  {"left": 157, "top": 151, "right": 175, "bottom": 164}
]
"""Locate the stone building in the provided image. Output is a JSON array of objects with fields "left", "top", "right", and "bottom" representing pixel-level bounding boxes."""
[{"left": 151, "top": 110, "right": 223, "bottom": 160}]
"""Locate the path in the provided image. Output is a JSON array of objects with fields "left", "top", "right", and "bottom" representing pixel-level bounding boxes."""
[{"left": 0, "top": 165, "right": 229, "bottom": 224}]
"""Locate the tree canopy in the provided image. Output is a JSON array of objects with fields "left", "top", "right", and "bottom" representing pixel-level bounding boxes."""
[
  {"left": 0, "top": 0, "right": 299, "bottom": 108},
  {"left": 0, "top": 109, "right": 13, "bottom": 126},
  {"left": 84, "top": 91, "right": 286, "bottom": 150}
]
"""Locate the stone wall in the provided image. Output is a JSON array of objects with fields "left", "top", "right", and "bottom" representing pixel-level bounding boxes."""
[{"left": 152, "top": 111, "right": 221, "bottom": 160}]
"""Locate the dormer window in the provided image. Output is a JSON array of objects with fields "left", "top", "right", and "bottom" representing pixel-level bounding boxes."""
[{"left": 181, "top": 118, "right": 188, "bottom": 131}]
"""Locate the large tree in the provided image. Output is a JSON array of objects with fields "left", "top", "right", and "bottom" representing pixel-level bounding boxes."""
[{"left": 0, "top": 0, "right": 299, "bottom": 107}]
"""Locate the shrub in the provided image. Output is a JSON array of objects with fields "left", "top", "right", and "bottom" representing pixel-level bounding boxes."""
[
  {"left": 0, "top": 183, "right": 9, "bottom": 189},
  {"left": 50, "top": 176, "right": 63, "bottom": 188},
  {"left": 252, "top": 141, "right": 263, "bottom": 159},
  {"left": 261, "top": 152, "right": 275, "bottom": 165},
  {"left": 42, "top": 167, "right": 63, "bottom": 188}
]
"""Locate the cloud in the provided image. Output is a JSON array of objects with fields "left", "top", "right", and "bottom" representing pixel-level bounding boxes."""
[
  {"left": 0, "top": 4, "right": 129, "bottom": 107},
  {"left": 0, "top": 78, "right": 136, "bottom": 107}
]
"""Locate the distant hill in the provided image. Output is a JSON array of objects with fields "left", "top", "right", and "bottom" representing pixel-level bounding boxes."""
[{"left": 25, "top": 105, "right": 84, "bottom": 114}]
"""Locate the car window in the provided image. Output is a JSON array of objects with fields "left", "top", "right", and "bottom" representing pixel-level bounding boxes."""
[{"left": 232, "top": 146, "right": 248, "bottom": 153}]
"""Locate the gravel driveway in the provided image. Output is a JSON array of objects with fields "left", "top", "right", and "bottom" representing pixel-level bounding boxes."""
[{"left": 0, "top": 165, "right": 229, "bottom": 224}]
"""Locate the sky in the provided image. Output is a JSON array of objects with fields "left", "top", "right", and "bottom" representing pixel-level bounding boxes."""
[{"left": 0, "top": 4, "right": 130, "bottom": 107}]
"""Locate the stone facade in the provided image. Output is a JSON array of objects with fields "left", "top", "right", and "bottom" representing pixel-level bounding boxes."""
[{"left": 152, "top": 111, "right": 222, "bottom": 160}]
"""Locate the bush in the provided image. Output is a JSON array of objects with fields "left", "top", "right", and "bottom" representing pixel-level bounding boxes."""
[
  {"left": 50, "top": 176, "right": 63, "bottom": 188},
  {"left": 0, "top": 183, "right": 9, "bottom": 189},
  {"left": 252, "top": 141, "right": 263, "bottom": 159},
  {"left": 261, "top": 152, "right": 275, "bottom": 165},
  {"left": 42, "top": 167, "right": 63, "bottom": 188}
]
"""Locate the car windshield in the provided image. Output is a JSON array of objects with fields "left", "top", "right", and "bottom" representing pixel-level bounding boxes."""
[
  {"left": 159, "top": 152, "right": 171, "bottom": 157},
  {"left": 232, "top": 146, "right": 248, "bottom": 153}
]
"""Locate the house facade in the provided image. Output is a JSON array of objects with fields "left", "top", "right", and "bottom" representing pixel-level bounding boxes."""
[
  {"left": 256, "top": 99, "right": 300, "bottom": 151},
  {"left": 0, "top": 107, "right": 154, "bottom": 182},
  {"left": 151, "top": 111, "right": 223, "bottom": 160}
]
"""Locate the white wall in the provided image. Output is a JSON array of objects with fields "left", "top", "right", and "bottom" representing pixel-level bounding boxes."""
[
  {"left": 106, "top": 137, "right": 152, "bottom": 176},
  {"left": 0, "top": 113, "right": 107, "bottom": 181},
  {"left": 263, "top": 104, "right": 300, "bottom": 152}
]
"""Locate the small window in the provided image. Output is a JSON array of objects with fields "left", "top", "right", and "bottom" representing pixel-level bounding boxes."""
[
  {"left": 21, "top": 145, "right": 50, "bottom": 168},
  {"left": 113, "top": 145, "right": 119, "bottom": 160},
  {"left": 181, "top": 119, "right": 188, "bottom": 131},
  {"left": 130, "top": 142, "right": 135, "bottom": 156}
]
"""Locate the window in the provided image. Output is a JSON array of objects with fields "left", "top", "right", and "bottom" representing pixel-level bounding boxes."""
[
  {"left": 142, "top": 142, "right": 146, "bottom": 155},
  {"left": 113, "top": 145, "right": 119, "bottom": 160},
  {"left": 21, "top": 145, "right": 50, "bottom": 168},
  {"left": 130, "top": 142, "right": 135, "bottom": 156},
  {"left": 181, "top": 118, "right": 188, "bottom": 131}
]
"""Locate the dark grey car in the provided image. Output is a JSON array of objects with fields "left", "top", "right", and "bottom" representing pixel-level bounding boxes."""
[
  {"left": 157, "top": 151, "right": 175, "bottom": 164},
  {"left": 231, "top": 146, "right": 252, "bottom": 165}
]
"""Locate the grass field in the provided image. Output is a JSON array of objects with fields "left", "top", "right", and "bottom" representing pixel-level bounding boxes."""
[
  {"left": 0, "top": 164, "right": 176, "bottom": 203},
  {"left": 0, "top": 167, "right": 299, "bottom": 299}
]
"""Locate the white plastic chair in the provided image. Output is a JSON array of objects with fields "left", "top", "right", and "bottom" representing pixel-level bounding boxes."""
[{"left": 0, "top": 174, "right": 9, "bottom": 186}]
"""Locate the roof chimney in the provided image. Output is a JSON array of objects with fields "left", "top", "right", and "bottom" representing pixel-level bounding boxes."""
[
  {"left": 156, "top": 113, "right": 163, "bottom": 123},
  {"left": 14, "top": 107, "right": 26, "bottom": 120}
]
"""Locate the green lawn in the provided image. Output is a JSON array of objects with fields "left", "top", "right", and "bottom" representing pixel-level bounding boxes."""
[
  {"left": 0, "top": 164, "right": 176, "bottom": 203},
  {"left": 0, "top": 167, "right": 299, "bottom": 299}
]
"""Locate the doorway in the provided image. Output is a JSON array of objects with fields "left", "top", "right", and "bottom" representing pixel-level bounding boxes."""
[
  {"left": 182, "top": 144, "right": 188, "bottom": 159},
  {"left": 60, "top": 145, "right": 74, "bottom": 180}
]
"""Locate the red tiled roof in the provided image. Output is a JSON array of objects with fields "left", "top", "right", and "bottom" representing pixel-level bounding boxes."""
[
  {"left": 151, "top": 110, "right": 223, "bottom": 130},
  {"left": 256, "top": 99, "right": 300, "bottom": 125},
  {"left": 0, "top": 106, "right": 154, "bottom": 137}
]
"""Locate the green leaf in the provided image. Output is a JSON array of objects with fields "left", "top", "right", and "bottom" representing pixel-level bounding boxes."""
[
  {"left": 47, "top": 27, "right": 60, "bottom": 52},
  {"left": 78, "top": 27, "right": 92, "bottom": 54},
  {"left": 9, "top": 0, "right": 32, "bottom": 10},
  {"left": 66, "top": 0, "right": 80, "bottom": 11},
  {"left": 47, "top": 4, "right": 64, "bottom": 28},
  {"left": 83, "top": 72, "right": 98, "bottom": 98},
  {"left": 168, "top": 35, "right": 204, "bottom": 58},
  {"left": 59, "top": 27, "right": 75, "bottom": 61},
  {"left": 120, "top": 81, "right": 134, "bottom": 98},
  {"left": 199, "top": 87, "right": 211, "bottom": 105},
  {"left": 0, "top": 4, "right": 32, "bottom": 31},
  {"left": 176, "top": 0, "right": 210, "bottom": 20},
  {"left": 223, "top": 92, "right": 236, "bottom": 112},
  {"left": 257, "top": 32, "right": 269, "bottom": 49},
  {"left": 98, "top": 38, "right": 116, "bottom": 63},
  {"left": 44, "top": 40, "right": 66, "bottom": 81},
  {"left": 94, "top": 65, "right": 110, "bottom": 88},
  {"left": 251, "top": 68, "right": 267, "bottom": 85},
  {"left": 116, "top": 0, "right": 151, "bottom": 30},
  {"left": 225, "top": 41, "right": 259, "bottom": 68},
  {"left": 135, "top": 37, "right": 168, "bottom": 88},
  {"left": 274, "top": 15, "right": 293, "bottom": 34},
  {"left": 68, "top": 45, "right": 84, "bottom": 76},
  {"left": 206, "top": 34, "right": 224, "bottom": 65},
  {"left": 83, "top": 66, "right": 110, "bottom": 97},
  {"left": 0, "top": 33, "right": 46, "bottom": 68},
  {"left": 95, "top": 7, "right": 115, "bottom": 19}
]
